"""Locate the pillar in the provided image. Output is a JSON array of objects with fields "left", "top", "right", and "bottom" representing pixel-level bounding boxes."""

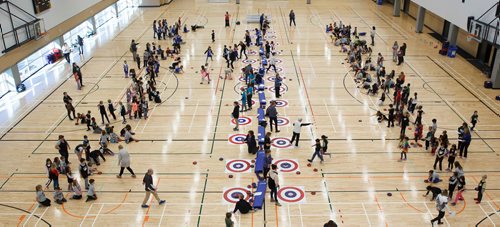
[
  {"left": 236, "top": 0, "right": 240, "bottom": 4},
  {"left": 415, "top": 6, "right": 425, "bottom": 33},
  {"left": 307, "top": 0, "right": 311, "bottom": 4},
  {"left": 447, "top": 23, "right": 459, "bottom": 46},
  {"left": 490, "top": 49, "right": 500, "bottom": 88},
  {"left": 58, "top": 36, "right": 65, "bottom": 46},
  {"left": 393, "top": 0, "right": 401, "bottom": 17},
  {"left": 90, "top": 17, "right": 97, "bottom": 32},
  {"left": 11, "top": 64, "right": 22, "bottom": 87},
  {"left": 114, "top": 2, "right": 119, "bottom": 18}
]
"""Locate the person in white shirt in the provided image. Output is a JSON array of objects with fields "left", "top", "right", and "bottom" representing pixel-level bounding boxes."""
[
  {"left": 431, "top": 190, "right": 453, "bottom": 226},
  {"left": 62, "top": 43, "right": 71, "bottom": 63},
  {"left": 117, "top": 145, "right": 136, "bottom": 178},
  {"left": 370, "top": 26, "right": 376, "bottom": 46},
  {"left": 266, "top": 54, "right": 277, "bottom": 73},
  {"left": 268, "top": 164, "right": 281, "bottom": 206},
  {"left": 290, "top": 118, "right": 312, "bottom": 147}
]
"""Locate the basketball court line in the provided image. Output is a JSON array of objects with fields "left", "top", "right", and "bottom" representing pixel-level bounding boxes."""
[
  {"left": 406, "top": 60, "right": 497, "bottom": 153},
  {"left": 478, "top": 203, "right": 496, "bottom": 226},
  {"left": 33, "top": 206, "right": 49, "bottom": 227},
  {"left": 21, "top": 204, "right": 39, "bottom": 227},
  {"left": 361, "top": 203, "right": 372, "bottom": 226}
]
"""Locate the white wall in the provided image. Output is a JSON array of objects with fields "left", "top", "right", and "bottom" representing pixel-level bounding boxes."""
[
  {"left": 411, "top": 0, "right": 499, "bottom": 30},
  {"left": 6, "top": 0, "right": 102, "bottom": 30},
  {"left": 0, "top": 0, "right": 102, "bottom": 54}
]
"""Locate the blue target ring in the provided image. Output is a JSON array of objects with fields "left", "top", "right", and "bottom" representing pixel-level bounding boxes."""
[
  {"left": 273, "top": 159, "right": 299, "bottom": 172},
  {"left": 242, "top": 59, "right": 257, "bottom": 64},
  {"left": 277, "top": 117, "right": 289, "bottom": 126},
  {"left": 223, "top": 187, "right": 251, "bottom": 203},
  {"left": 231, "top": 116, "right": 251, "bottom": 126},
  {"left": 274, "top": 100, "right": 288, "bottom": 107},
  {"left": 228, "top": 134, "right": 247, "bottom": 145},
  {"left": 268, "top": 86, "right": 287, "bottom": 94},
  {"left": 271, "top": 137, "right": 292, "bottom": 148},
  {"left": 277, "top": 186, "right": 305, "bottom": 203},
  {"left": 226, "top": 160, "right": 251, "bottom": 172}
]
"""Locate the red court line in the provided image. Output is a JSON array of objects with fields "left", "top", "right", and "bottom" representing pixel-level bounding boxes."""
[
  {"left": 399, "top": 192, "right": 425, "bottom": 213},
  {"left": 297, "top": 65, "right": 317, "bottom": 126},
  {"left": 275, "top": 201, "right": 279, "bottom": 227},
  {"left": 16, "top": 201, "right": 36, "bottom": 227},
  {"left": 142, "top": 177, "right": 161, "bottom": 227}
]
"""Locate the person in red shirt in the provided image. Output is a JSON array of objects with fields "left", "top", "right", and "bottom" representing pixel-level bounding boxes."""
[{"left": 225, "top": 12, "right": 230, "bottom": 27}]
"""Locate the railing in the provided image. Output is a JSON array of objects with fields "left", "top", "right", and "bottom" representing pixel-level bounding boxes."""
[
  {"left": 0, "top": 0, "right": 43, "bottom": 53},
  {"left": 467, "top": 1, "right": 500, "bottom": 46}
]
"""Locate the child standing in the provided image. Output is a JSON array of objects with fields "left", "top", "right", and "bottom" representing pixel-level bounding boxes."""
[
  {"left": 223, "top": 67, "right": 233, "bottom": 80},
  {"left": 108, "top": 99, "right": 117, "bottom": 120},
  {"left": 79, "top": 158, "right": 90, "bottom": 190},
  {"left": 47, "top": 164, "right": 59, "bottom": 189},
  {"left": 430, "top": 137, "right": 439, "bottom": 155},
  {"left": 474, "top": 175, "right": 487, "bottom": 204},
  {"left": 414, "top": 124, "right": 423, "bottom": 145},
  {"left": 200, "top": 65, "right": 211, "bottom": 84},
  {"left": 204, "top": 46, "right": 213, "bottom": 64},
  {"left": 123, "top": 61, "right": 129, "bottom": 78},
  {"left": 446, "top": 144, "right": 457, "bottom": 171},
  {"left": 59, "top": 156, "right": 67, "bottom": 174},
  {"left": 70, "top": 181, "right": 82, "bottom": 200},
  {"left": 433, "top": 144, "right": 447, "bottom": 171},
  {"left": 132, "top": 101, "right": 138, "bottom": 119},
  {"left": 66, "top": 166, "right": 74, "bottom": 191},
  {"left": 211, "top": 30, "right": 215, "bottom": 42},
  {"left": 53, "top": 187, "right": 67, "bottom": 204},
  {"left": 119, "top": 101, "right": 127, "bottom": 124},
  {"left": 240, "top": 88, "right": 247, "bottom": 112},
  {"left": 470, "top": 111, "right": 478, "bottom": 131},
  {"left": 86, "top": 179, "right": 97, "bottom": 202},
  {"left": 448, "top": 172, "right": 458, "bottom": 200},
  {"left": 399, "top": 136, "right": 410, "bottom": 161},
  {"left": 35, "top": 185, "right": 51, "bottom": 206}
]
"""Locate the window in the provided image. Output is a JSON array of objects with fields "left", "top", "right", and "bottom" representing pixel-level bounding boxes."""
[
  {"left": 117, "top": 0, "right": 128, "bottom": 13},
  {"left": 0, "top": 69, "right": 15, "bottom": 97},
  {"left": 94, "top": 5, "right": 117, "bottom": 28},
  {"left": 63, "top": 20, "right": 93, "bottom": 46},
  {"left": 17, "top": 40, "right": 60, "bottom": 81}
]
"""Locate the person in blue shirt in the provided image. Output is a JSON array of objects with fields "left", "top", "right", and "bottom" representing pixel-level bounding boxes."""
[
  {"left": 241, "top": 88, "right": 247, "bottom": 112},
  {"left": 274, "top": 73, "right": 283, "bottom": 98},
  {"left": 246, "top": 86, "right": 254, "bottom": 110}
]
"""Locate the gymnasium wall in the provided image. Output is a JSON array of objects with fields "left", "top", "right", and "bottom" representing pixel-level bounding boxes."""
[
  {"left": 0, "top": 0, "right": 103, "bottom": 56},
  {"left": 406, "top": 0, "right": 480, "bottom": 56},
  {"left": 410, "top": 0, "right": 499, "bottom": 31}
]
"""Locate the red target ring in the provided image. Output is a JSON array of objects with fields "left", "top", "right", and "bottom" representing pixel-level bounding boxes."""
[
  {"left": 277, "top": 186, "right": 305, "bottom": 203},
  {"left": 277, "top": 117, "right": 290, "bottom": 126},
  {"left": 271, "top": 137, "right": 292, "bottom": 148},
  {"left": 231, "top": 116, "right": 252, "bottom": 125},
  {"left": 223, "top": 187, "right": 251, "bottom": 203},
  {"left": 274, "top": 99, "right": 288, "bottom": 107},
  {"left": 268, "top": 86, "right": 287, "bottom": 93},
  {"left": 273, "top": 159, "right": 299, "bottom": 172},
  {"left": 226, "top": 159, "right": 251, "bottom": 173},
  {"left": 228, "top": 134, "right": 247, "bottom": 145}
]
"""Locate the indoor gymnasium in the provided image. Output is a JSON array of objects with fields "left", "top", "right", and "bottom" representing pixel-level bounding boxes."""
[{"left": 0, "top": 0, "right": 499, "bottom": 226}]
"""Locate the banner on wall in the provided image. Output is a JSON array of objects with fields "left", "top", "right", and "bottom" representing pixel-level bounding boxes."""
[{"left": 32, "top": 0, "right": 51, "bottom": 14}]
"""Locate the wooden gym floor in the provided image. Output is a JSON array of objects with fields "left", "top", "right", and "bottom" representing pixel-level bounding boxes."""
[{"left": 0, "top": 0, "right": 499, "bottom": 226}]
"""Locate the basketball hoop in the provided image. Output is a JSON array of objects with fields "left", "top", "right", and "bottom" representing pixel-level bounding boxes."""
[{"left": 466, "top": 33, "right": 481, "bottom": 42}]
